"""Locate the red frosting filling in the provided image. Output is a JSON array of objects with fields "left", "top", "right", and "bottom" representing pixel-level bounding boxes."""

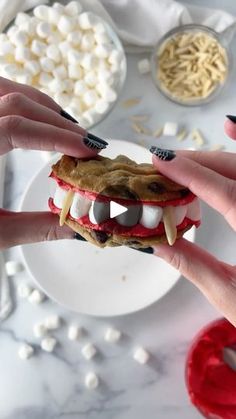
[
  {"left": 186, "top": 318, "right": 236, "bottom": 419},
  {"left": 49, "top": 172, "right": 196, "bottom": 207},
  {"left": 48, "top": 198, "right": 200, "bottom": 237}
]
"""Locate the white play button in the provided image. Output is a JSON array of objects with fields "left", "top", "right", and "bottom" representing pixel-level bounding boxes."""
[{"left": 110, "top": 201, "right": 128, "bottom": 218}]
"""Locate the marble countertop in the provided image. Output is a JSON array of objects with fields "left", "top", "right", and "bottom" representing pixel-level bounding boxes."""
[{"left": 1, "top": 1, "right": 236, "bottom": 418}]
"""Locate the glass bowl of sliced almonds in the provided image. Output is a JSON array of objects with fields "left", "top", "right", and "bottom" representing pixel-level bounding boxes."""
[{"left": 151, "top": 24, "right": 231, "bottom": 106}]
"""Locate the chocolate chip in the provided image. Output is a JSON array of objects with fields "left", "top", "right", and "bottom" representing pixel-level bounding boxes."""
[
  {"left": 148, "top": 182, "right": 167, "bottom": 194},
  {"left": 91, "top": 230, "right": 109, "bottom": 244},
  {"left": 179, "top": 188, "right": 190, "bottom": 198},
  {"left": 126, "top": 240, "right": 140, "bottom": 246}
]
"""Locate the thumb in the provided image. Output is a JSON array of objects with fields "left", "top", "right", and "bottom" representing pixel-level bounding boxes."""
[
  {"left": 153, "top": 238, "right": 236, "bottom": 326},
  {"left": 0, "top": 210, "right": 74, "bottom": 250}
]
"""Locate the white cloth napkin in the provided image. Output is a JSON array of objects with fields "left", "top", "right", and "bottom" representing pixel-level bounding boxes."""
[
  {"left": 0, "top": 0, "right": 235, "bottom": 49},
  {"left": 0, "top": 156, "right": 13, "bottom": 322}
]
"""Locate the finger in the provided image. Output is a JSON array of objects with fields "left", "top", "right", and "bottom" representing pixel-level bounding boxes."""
[
  {"left": 224, "top": 117, "right": 236, "bottom": 141},
  {"left": 175, "top": 149, "right": 236, "bottom": 181},
  {"left": 0, "top": 92, "right": 86, "bottom": 137},
  {"left": 151, "top": 150, "right": 236, "bottom": 229},
  {"left": 153, "top": 238, "right": 236, "bottom": 327},
  {"left": 0, "top": 76, "right": 60, "bottom": 113},
  {"left": 0, "top": 116, "right": 105, "bottom": 157},
  {"left": 0, "top": 210, "right": 74, "bottom": 250}
]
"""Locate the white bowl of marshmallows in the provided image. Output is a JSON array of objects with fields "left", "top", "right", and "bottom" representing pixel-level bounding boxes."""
[{"left": 0, "top": 1, "right": 127, "bottom": 128}]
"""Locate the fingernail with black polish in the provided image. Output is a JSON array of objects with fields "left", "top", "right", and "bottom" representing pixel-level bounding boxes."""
[
  {"left": 149, "top": 146, "right": 176, "bottom": 161},
  {"left": 60, "top": 109, "right": 78, "bottom": 123},
  {"left": 74, "top": 232, "right": 87, "bottom": 241},
  {"left": 226, "top": 115, "right": 236, "bottom": 123},
  {"left": 83, "top": 137, "right": 107, "bottom": 150},
  {"left": 132, "top": 247, "right": 154, "bottom": 254},
  {"left": 87, "top": 132, "right": 108, "bottom": 146}
]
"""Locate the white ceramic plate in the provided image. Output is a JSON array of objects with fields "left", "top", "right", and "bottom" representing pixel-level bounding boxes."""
[{"left": 20, "top": 140, "right": 195, "bottom": 317}]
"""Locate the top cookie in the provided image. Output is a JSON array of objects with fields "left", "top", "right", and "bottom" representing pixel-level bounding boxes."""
[{"left": 51, "top": 154, "right": 190, "bottom": 202}]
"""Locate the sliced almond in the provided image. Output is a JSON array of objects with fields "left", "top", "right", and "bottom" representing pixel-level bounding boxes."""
[
  {"left": 122, "top": 98, "right": 140, "bottom": 108},
  {"left": 59, "top": 190, "right": 74, "bottom": 226},
  {"left": 130, "top": 114, "right": 149, "bottom": 122},
  {"left": 163, "top": 206, "right": 177, "bottom": 246},
  {"left": 177, "top": 129, "right": 187, "bottom": 141},
  {"left": 153, "top": 127, "right": 163, "bottom": 138}
]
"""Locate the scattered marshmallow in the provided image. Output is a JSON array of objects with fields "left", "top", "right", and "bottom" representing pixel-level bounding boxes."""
[
  {"left": 138, "top": 58, "right": 151, "bottom": 75},
  {"left": 33, "top": 5, "right": 50, "bottom": 21},
  {"left": 44, "top": 315, "right": 61, "bottom": 330},
  {"left": 16, "top": 72, "right": 33, "bottom": 85},
  {"left": 67, "top": 31, "right": 82, "bottom": 46},
  {"left": 14, "top": 46, "right": 31, "bottom": 63},
  {"left": 133, "top": 347, "right": 150, "bottom": 364},
  {"left": 41, "top": 337, "right": 57, "bottom": 352},
  {"left": 0, "top": 40, "right": 14, "bottom": 56},
  {"left": 28, "top": 289, "right": 45, "bottom": 305},
  {"left": 53, "top": 64, "right": 67, "bottom": 79},
  {"left": 31, "top": 39, "right": 46, "bottom": 57},
  {"left": 104, "top": 327, "right": 122, "bottom": 343},
  {"left": 163, "top": 122, "right": 178, "bottom": 136},
  {"left": 15, "top": 12, "right": 30, "bottom": 27},
  {"left": 83, "top": 89, "right": 99, "bottom": 107},
  {"left": 74, "top": 79, "right": 87, "bottom": 96},
  {"left": 80, "top": 33, "right": 95, "bottom": 51},
  {"left": 17, "top": 283, "right": 32, "bottom": 299},
  {"left": 18, "top": 343, "right": 34, "bottom": 360},
  {"left": 54, "top": 92, "right": 70, "bottom": 108},
  {"left": 68, "top": 64, "right": 83, "bottom": 79},
  {"left": 94, "top": 99, "right": 109, "bottom": 115},
  {"left": 67, "top": 324, "right": 82, "bottom": 341},
  {"left": 64, "top": 79, "right": 74, "bottom": 93},
  {"left": 5, "top": 260, "right": 23, "bottom": 276},
  {"left": 58, "top": 41, "right": 71, "bottom": 58},
  {"left": 11, "top": 30, "right": 29, "bottom": 47},
  {"left": 85, "top": 372, "right": 99, "bottom": 389},
  {"left": 49, "top": 78, "right": 65, "bottom": 94},
  {"left": 84, "top": 70, "right": 97, "bottom": 88},
  {"left": 38, "top": 71, "right": 53, "bottom": 87},
  {"left": 46, "top": 44, "right": 61, "bottom": 63},
  {"left": 2, "top": 63, "right": 19, "bottom": 79},
  {"left": 24, "top": 60, "right": 41, "bottom": 76},
  {"left": 81, "top": 343, "right": 97, "bottom": 360},
  {"left": 82, "top": 109, "right": 98, "bottom": 126},
  {"left": 80, "top": 53, "right": 97, "bottom": 70},
  {"left": 33, "top": 322, "right": 47, "bottom": 338},
  {"left": 36, "top": 21, "right": 52, "bottom": 39}
]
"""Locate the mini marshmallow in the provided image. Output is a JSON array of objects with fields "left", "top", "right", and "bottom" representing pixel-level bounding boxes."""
[
  {"left": 20, "top": 20, "right": 37, "bottom": 37},
  {"left": 44, "top": 315, "right": 61, "bottom": 330},
  {"left": 48, "top": 8, "right": 62, "bottom": 25},
  {"left": 5, "top": 260, "right": 23, "bottom": 276},
  {"left": 31, "top": 39, "right": 46, "bottom": 57},
  {"left": 18, "top": 343, "right": 34, "bottom": 360},
  {"left": 65, "top": 1, "right": 83, "bottom": 16},
  {"left": 80, "top": 53, "right": 97, "bottom": 70},
  {"left": 81, "top": 343, "right": 97, "bottom": 360},
  {"left": 53, "top": 64, "right": 67, "bottom": 79},
  {"left": 96, "top": 84, "right": 117, "bottom": 102},
  {"left": 58, "top": 15, "right": 76, "bottom": 35},
  {"left": 69, "top": 97, "right": 83, "bottom": 114},
  {"left": 38, "top": 71, "right": 53, "bottom": 87},
  {"left": 85, "top": 372, "right": 99, "bottom": 389},
  {"left": 16, "top": 73, "right": 33, "bottom": 85},
  {"left": 110, "top": 63, "right": 120, "bottom": 74},
  {"left": 36, "top": 21, "right": 52, "bottom": 39},
  {"left": 0, "top": 41, "right": 14, "bottom": 56},
  {"left": 33, "top": 5, "right": 50, "bottom": 21},
  {"left": 84, "top": 70, "right": 97, "bottom": 88},
  {"left": 11, "top": 30, "right": 29, "bottom": 46},
  {"left": 59, "top": 41, "right": 71, "bottom": 58},
  {"left": 28, "top": 289, "right": 45, "bottom": 304},
  {"left": 33, "top": 322, "right": 47, "bottom": 338},
  {"left": 15, "top": 46, "right": 31, "bottom": 63},
  {"left": 94, "top": 99, "right": 109, "bottom": 114},
  {"left": 80, "top": 33, "right": 95, "bottom": 52},
  {"left": 0, "top": 33, "right": 8, "bottom": 43},
  {"left": 104, "top": 327, "right": 121, "bottom": 343},
  {"left": 108, "top": 50, "right": 123, "bottom": 65},
  {"left": 68, "top": 63, "right": 82, "bottom": 80},
  {"left": 83, "top": 89, "right": 99, "bottom": 107},
  {"left": 74, "top": 80, "right": 87, "bottom": 96},
  {"left": 64, "top": 79, "right": 74, "bottom": 93},
  {"left": 94, "top": 31, "right": 110, "bottom": 45},
  {"left": 52, "top": 2, "right": 65, "bottom": 14},
  {"left": 49, "top": 78, "right": 65, "bottom": 94},
  {"left": 138, "top": 58, "right": 150, "bottom": 75},
  {"left": 46, "top": 44, "right": 61, "bottom": 63},
  {"left": 54, "top": 92, "right": 70, "bottom": 108},
  {"left": 82, "top": 109, "right": 98, "bottom": 126},
  {"left": 41, "top": 337, "right": 57, "bottom": 352},
  {"left": 94, "top": 44, "right": 110, "bottom": 59},
  {"left": 47, "top": 32, "right": 63, "bottom": 45},
  {"left": 17, "top": 283, "right": 32, "bottom": 299},
  {"left": 163, "top": 122, "right": 178, "bottom": 136},
  {"left": 97, "top": 69, "right": 114, "bottom": 85},
  {"left": 133, "top": 347, "right": 150, "bottom": 364},
  {"left": 67, "top": 49, "right": 82, "bottom": 65},
  {"left": 78, "top": 12, "right": 96, "bottom": 30},
  {"left": 93, "top": 22, "right": 106, "bottom": 35},
  {"left": 7, "top": 25, "right": 18, "bottom": 39},
  {"left": 15, "top": 12, "right": 30, "bottom": 27},
  {"left": 67, "top": 324, "right": 82, "bottom": 341},
  {"left": 67, "top": 31, "right": 82, "bottom": 46},
  {"left": 40, "top": 57, "right": 55, "bottom": 73}
]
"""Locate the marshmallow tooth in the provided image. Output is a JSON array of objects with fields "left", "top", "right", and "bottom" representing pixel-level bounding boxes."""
[
  {"left": 54, "top": 185, "right": 68, "bottom": 209},
  {"left": 140, "top": 205, "right": 163, "bottom": 229},
  {"left": 174, "top": 205, "right": 187, "bottom": 226},
  {"left": 70, "top": 193, "right": 91, "bottom": 219},
  {"left": 187, "top": 198, "right": 201, "bottom": 221}
]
